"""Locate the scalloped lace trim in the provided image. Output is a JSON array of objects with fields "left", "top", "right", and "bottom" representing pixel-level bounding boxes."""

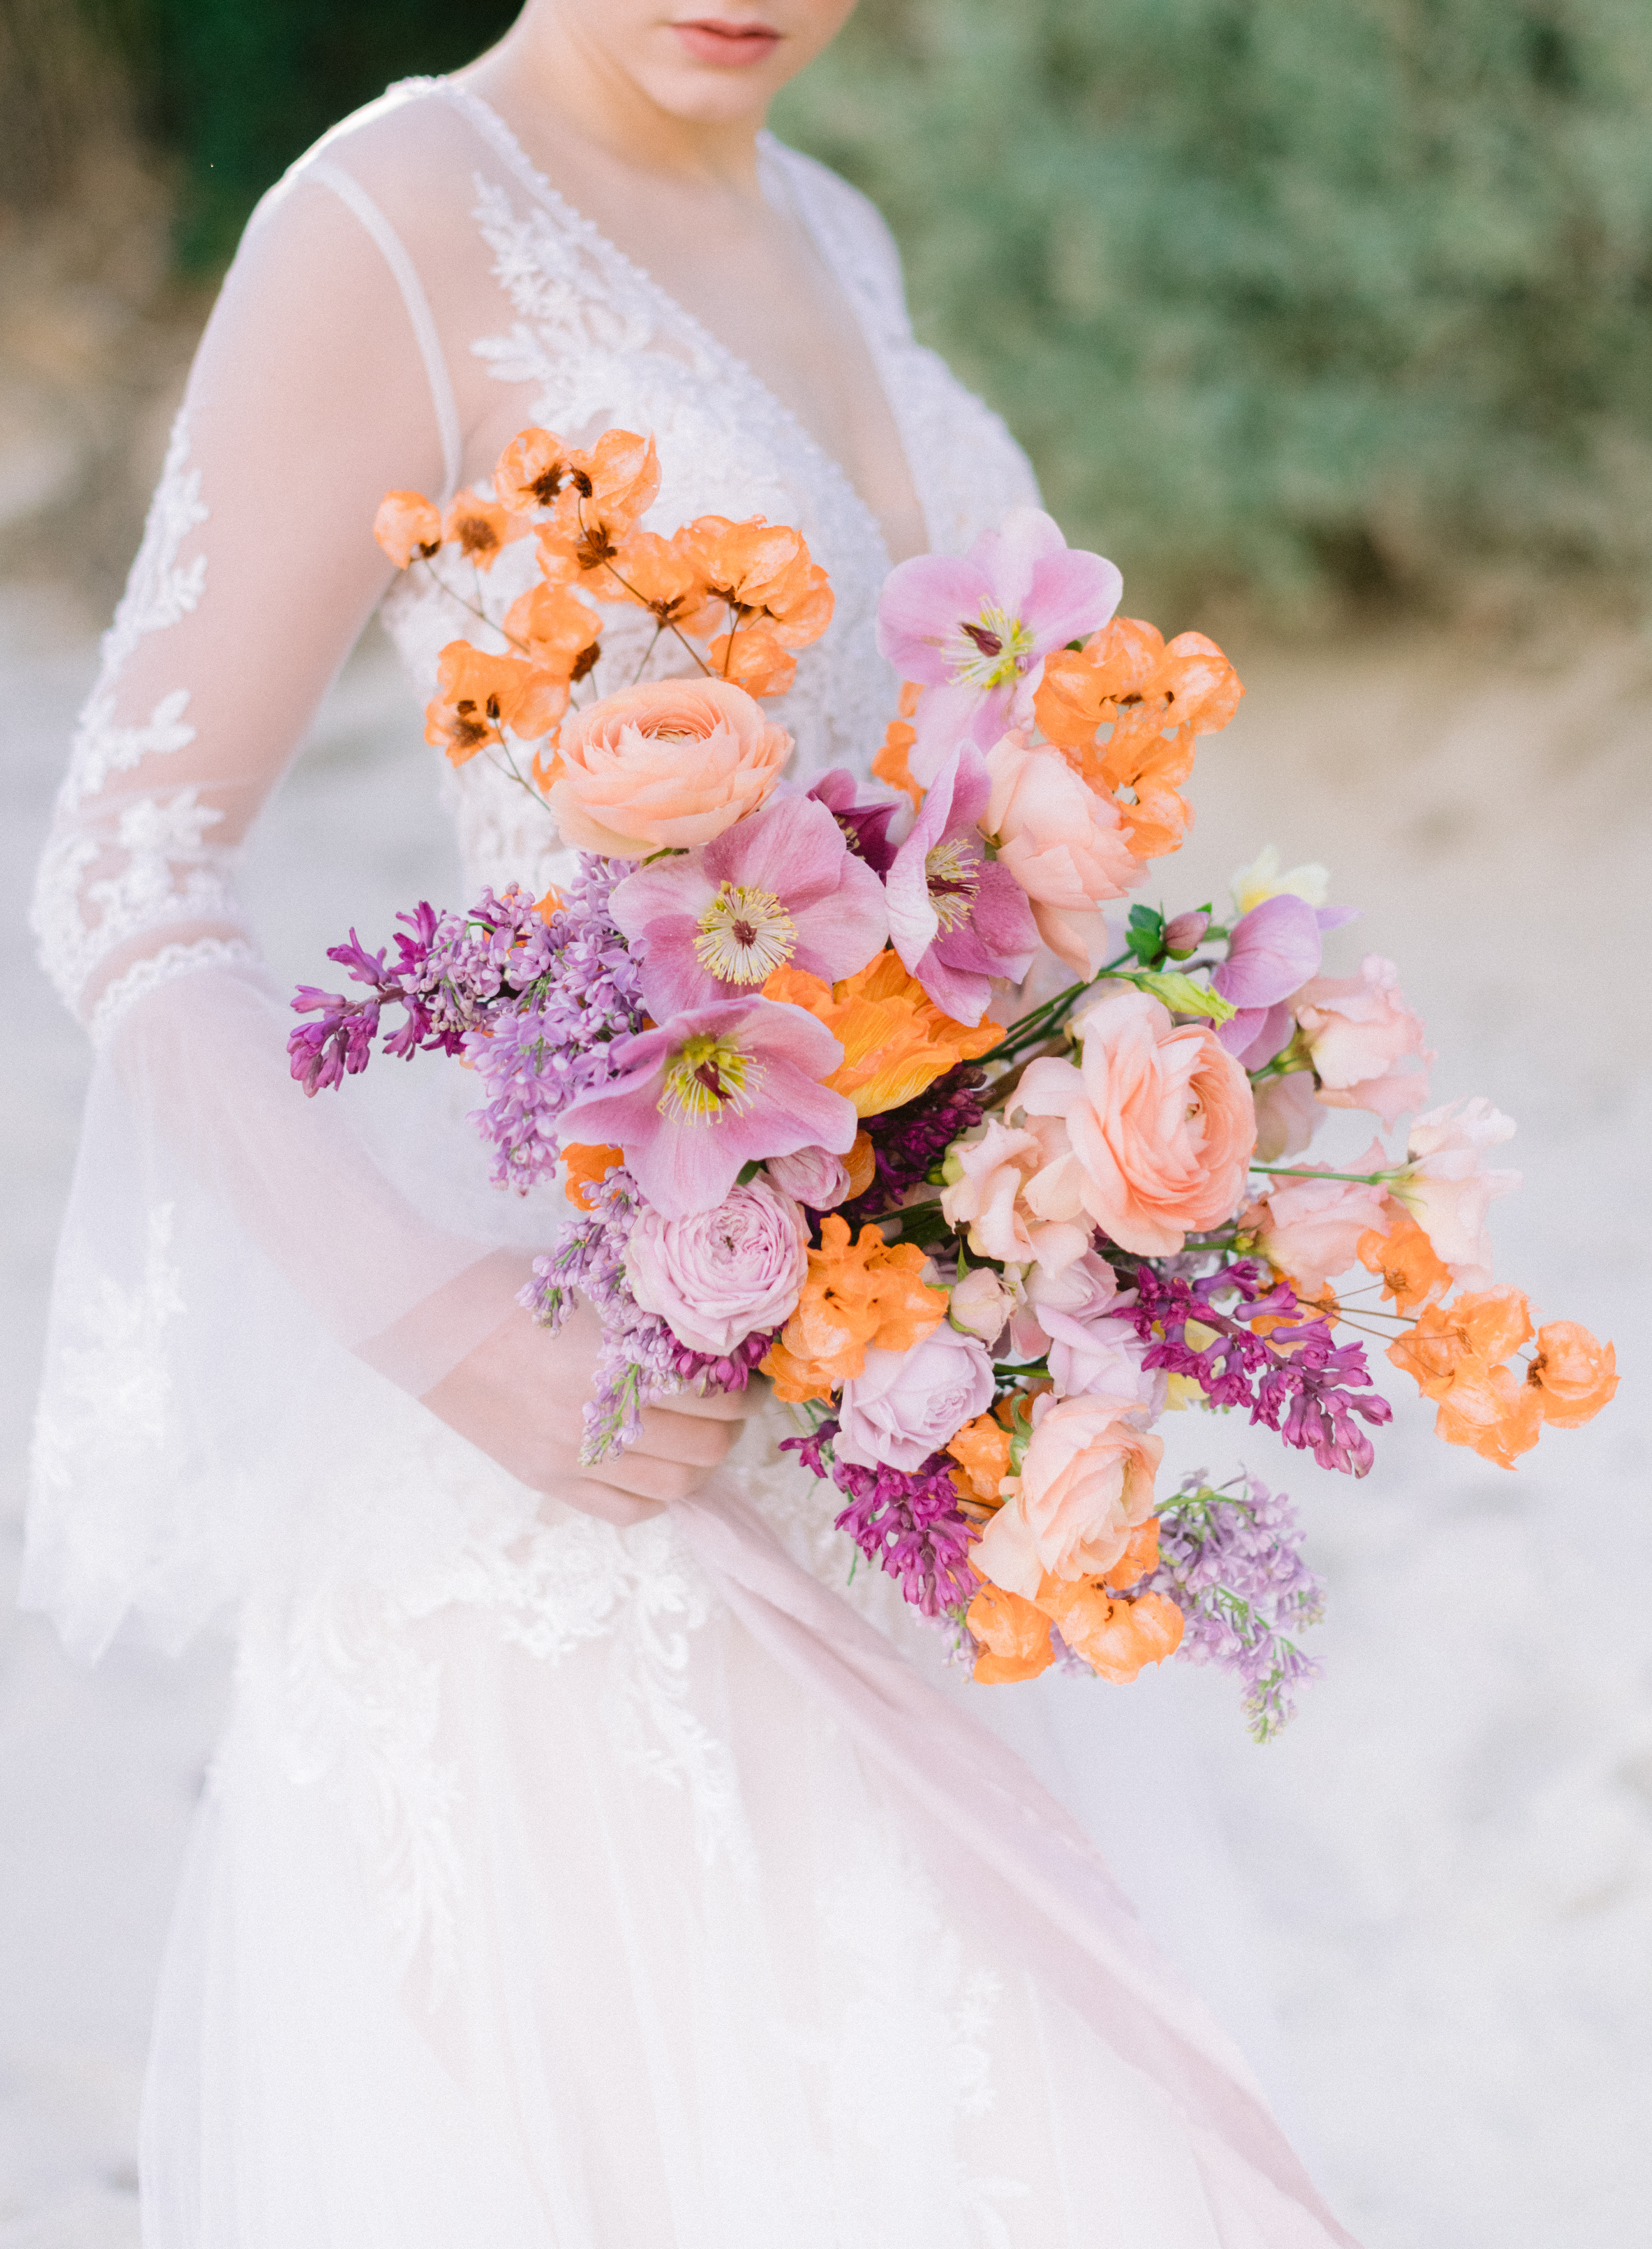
[{"left": 88, "top": 935, "right": 258, "bottom": 1045}]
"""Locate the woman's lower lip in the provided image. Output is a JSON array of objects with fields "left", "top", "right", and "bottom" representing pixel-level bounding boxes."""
[{"left": 672, "top": 20, "right": 782, "bottom": 68}]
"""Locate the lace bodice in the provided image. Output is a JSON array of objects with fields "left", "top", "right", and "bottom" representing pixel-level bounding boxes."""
[{"left": 33, "top": 75, "right": 1036, "bottom": 1027}]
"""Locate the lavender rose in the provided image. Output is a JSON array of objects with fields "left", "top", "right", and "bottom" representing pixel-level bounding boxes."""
[
  {"left": 625, "top": 1178, "right": 808, "bottom": 1356},
  {"left": 835, "top": 1323, "right": 995, "bottom": 1473}
]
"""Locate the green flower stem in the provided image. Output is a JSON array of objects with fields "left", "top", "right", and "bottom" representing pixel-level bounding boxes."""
[{"left": 1250, "top": 1162, "right": 1403, "bottom": 1187}]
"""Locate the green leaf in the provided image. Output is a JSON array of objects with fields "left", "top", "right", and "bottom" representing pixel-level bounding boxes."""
[{"left": 1127, "top": 970, "right": 1237, "bottom": 1023}]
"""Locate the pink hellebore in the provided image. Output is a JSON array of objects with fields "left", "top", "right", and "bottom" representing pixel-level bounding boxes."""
[
  {"left": 1212, "top": 893, "right": 1358, "bottom": 1065},
  {"left": 608, "top": 792, "right": 887, "bottom": 1019},
  {"left": 885, "top": 744, "right": 1038, "bottom": 1025},
  {"left": 555, "top": 996, "right": 858, "bottom": 1220},
  {"left": 1295, "top": 954, "right": 1433, "bottom": 1127},
  {"left": 876, "top": 508, "right": 1123, "bottom": 784}
]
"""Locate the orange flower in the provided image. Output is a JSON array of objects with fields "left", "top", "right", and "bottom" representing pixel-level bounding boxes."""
[
  {"left": 872, "top": 717, "right": 921, "bottom": 807},
  {"left": 494, "top": 426, "right": 573, "bottom": 512},
  {"left": 708, "top": 626, "right": 797, "bottom": 698},
  {"left": 503, "top": 583, "right": 602, "bottom": 683},
  {"left": 1033, "top": 619, "right": 1242, "bottom": 861},
  {"left": 764, "top": 951, "right": 1001, "bottom": 1117},
  {"left": 1527, "top": 1321, "right": 1618, "bottom": 1428},
  {"left": 947, "top": 1414, "right": 1014, "bottom": 1507},
  {"left": 1357, "top": 1214, "right": 1452, "bottom": 1314},
  {"left": 1101, "top": 1516, "right": 1162, "bottom": 1591},
  {"left": 424, "top": 642, "right": 564, "bottom": 765},
  {"left": 373, "top": 490, "right": 441, "bottom": 568},
  {"left": 1388, "top": 1284, "right": 1543, "bottom": 1468},
  {"left": 845, "top": 1129, "right": 877, "bottom": 1198},
  {"left": 1388, "top": 1285, "right": 1533, "bottom": 1403},
  {"left": 562, "top": 1142, "right": 625, "bottom": 1209},
  {"left": 966, "top": 1579, "right": 1055, "bottom": 1684},
  {"left": 597, "top": 529, "right": 715, "bottom": 629},
  {"left": 676, "top": 514, "right": 834, "bottom": 648},
  {"left": 1037, "top": 1578, "right": 1185, "bottom": 1683},
  {"left": 442, "top": 488, "right": 532, "bottom": 571},
  {"left": 536, "top": 428, "right": 661, "bottom": 585},
  {"left": 760, "top": 1214, "right": 946, "bottom": 1403},
  {"left": 1435, "top": 1364, "right": 1545, "bottom": 1468}
]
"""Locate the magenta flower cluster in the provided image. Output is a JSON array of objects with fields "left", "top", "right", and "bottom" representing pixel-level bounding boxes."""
[
  {"left": 781, "top": 1420, "right": 977, "bottom": 1619},
  {"left": 1124, "top": 1260, "right": 1393, "bottom": 1475},
  {"left": 1143, "top": 1472, "right": 1326, "bottom": 1741}
]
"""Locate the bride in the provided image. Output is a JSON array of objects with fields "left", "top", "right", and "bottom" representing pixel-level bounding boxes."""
[{"left": 29, "top": 3, "right": 1356, "bottom": 2241}]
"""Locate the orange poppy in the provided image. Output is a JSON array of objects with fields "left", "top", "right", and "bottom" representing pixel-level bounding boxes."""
[
  {"left": 707, "top": 625, "right": 797, "bottom": 698},
  {"left": 424, "top": 642, "right": 564, "bottom": 766},
  {"left": 442, "top": 488, "right": 532, "bottom": 572},
  {"left": 1433, "top": 1363, "right": 1545, "bottom": 1468},
  {"left": 562, "top": 1142, "right": 626, "bottom": 1210},
  {"left": 503, "top": 583, "right": 603, "bottom": 681},
  {"left": 1101, "top": 1516, "right": 1162, "bottom": 1591},
  {"left": 947, "top": 1413, "right": 1014, "bottom": 1507},
  {"left": 966, "top": 1577, "right": 1055, "bottom": 1683},
  {"left": 1033, "top": 619, "right": 1243, "bottom": 862},
  {"left": 764, "top": 951, "right": 1002, "bottom": 1117},
  {"left": 872, "top": 717, "right": 921, "bottom": 807},
  {"left": 844, "top": 1129, "right": 877, "bottom": 1198},
  {"left": 760, "top": 1214, "right": 947, "bottom": 1403},
  {"left": 1527, "top": 1321, "right": 1618, "bottom": 1428},
  {"left": 1037, "top": 1577, "right": 1185, "bottom": 1683},
  {"left": 373, "top": 490, "right": 442, "bottom": 569},
  {"left": 494, "top": 426, "right": 573, "bottom": 512},
  {"left": 1387, "top": 1285, "right": 1534, "bottom": 1403},
  {"left": 1357, "top": 1214, "right": 1452, "bottom": 1314},
  {"left": 536, "top": 429, "right": 662, "bottom": 585},
  {"left": 676, "top": 514, "right": 834, "bottom": 649},
  {"left": 594, "top": 530, "right": 715, "bottom": 630}
]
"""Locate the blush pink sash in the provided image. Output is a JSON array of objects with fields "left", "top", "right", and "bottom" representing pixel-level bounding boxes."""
[{"left": 677, "top": 1481, "right": 1361, "bottom": 2249}]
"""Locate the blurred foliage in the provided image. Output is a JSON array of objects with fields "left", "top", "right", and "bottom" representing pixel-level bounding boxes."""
[
  {"left": 27, "top": 0, "right": 1652, "bottom": 619},
  {"left": 774, "top": 0, "right": 1652, "bottom": 621}
]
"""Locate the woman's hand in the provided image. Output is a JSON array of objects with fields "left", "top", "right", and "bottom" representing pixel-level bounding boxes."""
[{"left": 421, "top": 1293, "right": 752, "bottom": 1527}]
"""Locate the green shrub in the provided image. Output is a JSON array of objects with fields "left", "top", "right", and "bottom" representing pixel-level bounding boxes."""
[{"left": 774, "top": 0, "right": 1652, "bottom": 619}]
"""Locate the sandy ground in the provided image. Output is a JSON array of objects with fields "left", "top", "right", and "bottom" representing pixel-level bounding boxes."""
[{"left": 1, "top": 577, "right": 1648, "bottom": 2246}]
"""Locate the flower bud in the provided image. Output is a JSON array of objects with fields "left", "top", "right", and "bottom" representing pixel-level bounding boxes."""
[
  {"left": 948, "top": 1265, "right": 1015, "bottom": 1343},
  {"left": 765, "top": 1144, "right": 852, "bottom": 1211},
  {"left": 1162, "top": 909, "right": 1210, "bottom": 959}
]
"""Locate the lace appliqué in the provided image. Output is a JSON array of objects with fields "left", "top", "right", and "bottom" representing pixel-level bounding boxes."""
[{"left": 88, "top": 936, "right": 259, "bottom": 1045}]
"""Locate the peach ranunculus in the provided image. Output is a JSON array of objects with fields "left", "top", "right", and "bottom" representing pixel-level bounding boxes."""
[
  {"left": 972, "top": 1393, "right": 1162, "bottom": 1599},
  {"left": 1528, "top": 1321, "right": 1618, "bottom": 1428},
  {"left": 984, "top": 734, "right": 1143, "bottom": 976},
  {"left": 1244, "top": 1142, "right": 1392, "bottom": 1294},
  {"left": 1393, "top": 1096, "right": 1521, "bottom": 1291},
  {"left": 424, "top": 642, "right": 565, "bottom": 766},
  {"left": 547, "top": 678, "right": 792, "bottom": 857},
  {"left": 1015, "top": 987, "right": 1257, "bottom": 1258},
  {"left": 373, "top": 490, "right": 442, "bottom": 568},
  {"left": 1294, "top": 955, "right": 1433, "bottom": 1127},
  {"left": 939, "top": 1118, "right": 1091, "bottom": 1275}
]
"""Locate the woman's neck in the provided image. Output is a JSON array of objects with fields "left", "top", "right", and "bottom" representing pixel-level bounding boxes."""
[{"left": 460, "top": 10, "right": 768, "bottom": 192}]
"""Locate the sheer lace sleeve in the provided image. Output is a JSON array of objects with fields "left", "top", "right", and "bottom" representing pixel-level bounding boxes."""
[{"left": 26, "top": 159, "right": 542, "bottom": 1654}]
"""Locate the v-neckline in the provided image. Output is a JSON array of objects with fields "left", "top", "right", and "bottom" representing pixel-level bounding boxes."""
[{"left": 429, "top": 76, "right": 931, "bottom": 566}]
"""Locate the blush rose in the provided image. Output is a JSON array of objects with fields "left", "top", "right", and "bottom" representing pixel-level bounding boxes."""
[
  {"left": 624, "top": 1177, "right": 809, "bottom": 1355},
  {"left": 834, "top": 1323, "right": 995, "bottom": 1473},
  {"left": 972, "top": 1394, "right": 1162, "bottom": 1598}
]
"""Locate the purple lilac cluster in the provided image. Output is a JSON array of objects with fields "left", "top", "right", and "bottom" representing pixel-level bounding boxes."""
[
  {"left": 520, "top": 1166, "right": 777, "bottom": 1462},
  {"left": 1126, "top": 1259, "right": 1392, "bottom": 1475},
  {"left": 1144, "top": 1471, "right": 1325, "bottom": 1741},
  {"left": 464, "top": 859, "right": 646, "bottom": 1192},
  {"left": 839, "top": 1064, "right": 989, "bottom": 1226},
  {"left": 781, "top": 1419, "right": 977, "bottom": 1618}
]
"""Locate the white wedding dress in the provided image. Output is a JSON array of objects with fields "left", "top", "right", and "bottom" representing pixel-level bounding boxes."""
[{"left": 28, "top": 78, "right": 1354, "bottom": 2249}]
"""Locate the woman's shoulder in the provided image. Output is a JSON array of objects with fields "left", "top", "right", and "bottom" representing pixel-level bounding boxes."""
[{"left": 247, "top": 77, "right": 479, "bottom": 244}]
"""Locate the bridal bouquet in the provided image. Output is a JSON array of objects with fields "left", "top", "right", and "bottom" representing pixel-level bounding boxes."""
[{"left": 290, "top": 424, "right": 1616, "bottom": 1738}]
